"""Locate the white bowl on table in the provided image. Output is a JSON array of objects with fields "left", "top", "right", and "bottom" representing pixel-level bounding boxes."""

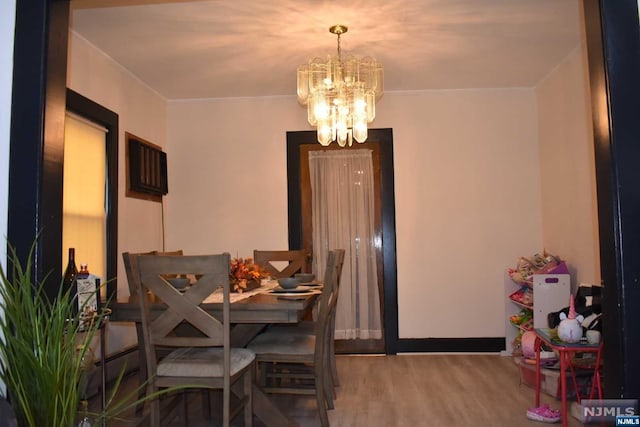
[{"left": 294, "top": 273, "right": 315, "bottom": 283}]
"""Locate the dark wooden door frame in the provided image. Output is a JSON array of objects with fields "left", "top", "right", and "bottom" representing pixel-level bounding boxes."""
[
  {"left": 287, "top": 129, "right": 399, "bottom": 355},
  {"left": 583, "top": 0, "right": 640, "bottom": 399},
  {"left": 7, "top": 0, "right": 70, "bottom": 302}
]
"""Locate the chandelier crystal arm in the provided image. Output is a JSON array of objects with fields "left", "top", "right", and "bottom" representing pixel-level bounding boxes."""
[{"left": 297, "top": 24, "right": 383, "bottom": 146}]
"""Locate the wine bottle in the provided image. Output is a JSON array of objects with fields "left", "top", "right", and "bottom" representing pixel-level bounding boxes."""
[{"left": 63, "top": 247, "right": 78, "bottom": 314}]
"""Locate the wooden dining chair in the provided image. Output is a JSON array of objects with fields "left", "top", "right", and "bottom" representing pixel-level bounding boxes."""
[
  {"left": 136, "top": 253, "right": 255, "bottom": 427},
  {"left": 253, "top": 249, "right": 309, "bottom": 278},
  {"left": 246, "top": 249, "right": 344, "bottom": 427},
  {"left": 122, "top": 249, "right": 183, "bottom": 416},
  {"left": 261, "top": 249, "right": 345, "bottom": 403}
]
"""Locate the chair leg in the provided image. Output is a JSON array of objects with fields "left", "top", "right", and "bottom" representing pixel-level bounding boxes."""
[
  {"left": 330, "top": 318, "right": 339, "bottom": 387},
  {"left": 135, "top": 369, "right": 147, "bottom": 416},
  {"left": 324, "top": 367, "right": 334, "bottom": 410},
  {"left": 244, "top": 367, "right": 254, "bottom": 427},
  {"left": 150, "top": 393, "right": 161, "bottom": 427},
  {"left": 183, "top": 391, "right": 189, "bottom": 426},
  {"left": 314, "top": 351, "right": 332, "bottom": 427},
  {"left": 330, "top": 345, "right": 339, "bottom": 387},
  {"left": 136, "top": 324, "right": 148, "bottom": 416},
  {"left": 325, "top": 326, "right": 337, "bottom": 404},
  {"left": 322, "top": 339, "right": 334, "bottom": 408},
  {"left": 201, "top": 390, "right": 211, "bottom": 419},
  {"left": 315, "top": 369, "right": 330, "bottom": 427},
  {"left": 257, "top": 361, "right": 267, "bottom": 388},
  {"left": 223, "top": 383, "right": 231, "bottom": 427}
]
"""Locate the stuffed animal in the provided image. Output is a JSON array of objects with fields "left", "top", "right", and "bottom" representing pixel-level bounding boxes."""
[
  {"left": 557, "top": 294, "right": 584, "bottom": 343},
  {"left": 547, "top": 283, "right": 602, "bottom": 329}
]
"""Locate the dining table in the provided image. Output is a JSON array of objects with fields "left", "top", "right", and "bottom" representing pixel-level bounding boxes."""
[{"left": 110, "top": 281, "right": 321, "bottom": 427}]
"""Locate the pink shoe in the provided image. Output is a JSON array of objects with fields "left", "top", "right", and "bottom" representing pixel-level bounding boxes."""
[{"left": 526, "top": 404, "right": 561, "bottom": 423}]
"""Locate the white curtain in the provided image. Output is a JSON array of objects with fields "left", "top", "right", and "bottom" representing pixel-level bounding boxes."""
[{"left": 309, "top": 149, "right": 382, "bottom": 340}]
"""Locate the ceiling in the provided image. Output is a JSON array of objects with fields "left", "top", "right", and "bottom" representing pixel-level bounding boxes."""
[{"left": 70, "top": 0, "right": 582, "bottom": 100}]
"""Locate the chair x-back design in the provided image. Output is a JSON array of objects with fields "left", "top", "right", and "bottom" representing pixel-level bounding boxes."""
[
  {"left": 122, "top": 249, "right": 184, "bottom": 416},
  {"left": 136, "top": 253, "right": 254, "bottom": 427},
  {"left": 253, "top": 249, "right": 309, "bottom": 278}
]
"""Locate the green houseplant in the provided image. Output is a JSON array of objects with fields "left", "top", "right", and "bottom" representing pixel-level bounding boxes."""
[
  {"left": 0, "top": 243, "right": 111, "bottom": 426},
  {"left": 0, "top": 243, "right": 175, "bottom": 426}
]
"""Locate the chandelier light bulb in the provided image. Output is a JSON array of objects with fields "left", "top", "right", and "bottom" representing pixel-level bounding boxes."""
[{"left": 297, "top": 25, "right": 383, "bottom": 147}]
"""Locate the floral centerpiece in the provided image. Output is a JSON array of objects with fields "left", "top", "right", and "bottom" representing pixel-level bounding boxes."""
[{"left": 230, "top": 257, "right": 270, "bottom": 293}]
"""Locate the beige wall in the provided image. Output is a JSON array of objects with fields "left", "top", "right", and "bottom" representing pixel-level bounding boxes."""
[
  {"left": 165, "top": 96, "right": 307, "bottom": 256},
  {"left": 67, "top": 32, "right": 168, "bottom": 352},
  {"left": 535, "top": 46, "right": 600, "bottom": 288},
  {"left": 380, "top": 89, "right": 543, "bottom": 337},
  {"left": 167, "top": 89, "right": 543, "bottom": 338}
]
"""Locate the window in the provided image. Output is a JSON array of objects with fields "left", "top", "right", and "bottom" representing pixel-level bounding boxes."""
[
  {"left": 62, "top": 112, "right": 107, "bottom": 286},
  {"left": 64, "top": 89, "right": 118, "bottom": 302}
]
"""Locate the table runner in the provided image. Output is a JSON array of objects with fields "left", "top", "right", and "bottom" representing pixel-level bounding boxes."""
[{"left": 203, "top": 280, "right": 279, "bottom": 304}]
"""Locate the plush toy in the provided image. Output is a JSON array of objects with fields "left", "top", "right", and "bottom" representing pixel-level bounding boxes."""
[
  {"left": 521, "top": 330, "right": 537, "bottom": 359},
  {"left": 557, "top": 294, "right": 584, "bottom": 343}
]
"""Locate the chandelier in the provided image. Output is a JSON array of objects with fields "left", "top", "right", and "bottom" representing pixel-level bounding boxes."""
[{"left": 297, "top": 25, "right": 384, "bottom": 147}]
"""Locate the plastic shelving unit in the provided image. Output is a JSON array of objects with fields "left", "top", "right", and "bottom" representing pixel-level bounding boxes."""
[{"left": 503, "top": 272, "right": 570, "bottom": 356}]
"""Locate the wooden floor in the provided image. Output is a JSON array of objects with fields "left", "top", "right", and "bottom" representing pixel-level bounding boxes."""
[{"left": 95, "top": 354, "right": 583, "bottom": 426}]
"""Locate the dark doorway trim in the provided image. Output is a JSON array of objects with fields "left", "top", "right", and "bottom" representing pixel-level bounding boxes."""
[
  {"left": 65, "top": 89, "right": 119, "bottom": 302},
  {"left": 287, "top": 129, "right": 399, "bottom": 355},
  {"left": 398, "top": 338, "right": 505, "bottom": 353},
  {"left": 583, "top": 0, "right": 640, "bottom": 399},
  {"left": 8, "top": 0, "right": 69, "bottom": 301}
]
